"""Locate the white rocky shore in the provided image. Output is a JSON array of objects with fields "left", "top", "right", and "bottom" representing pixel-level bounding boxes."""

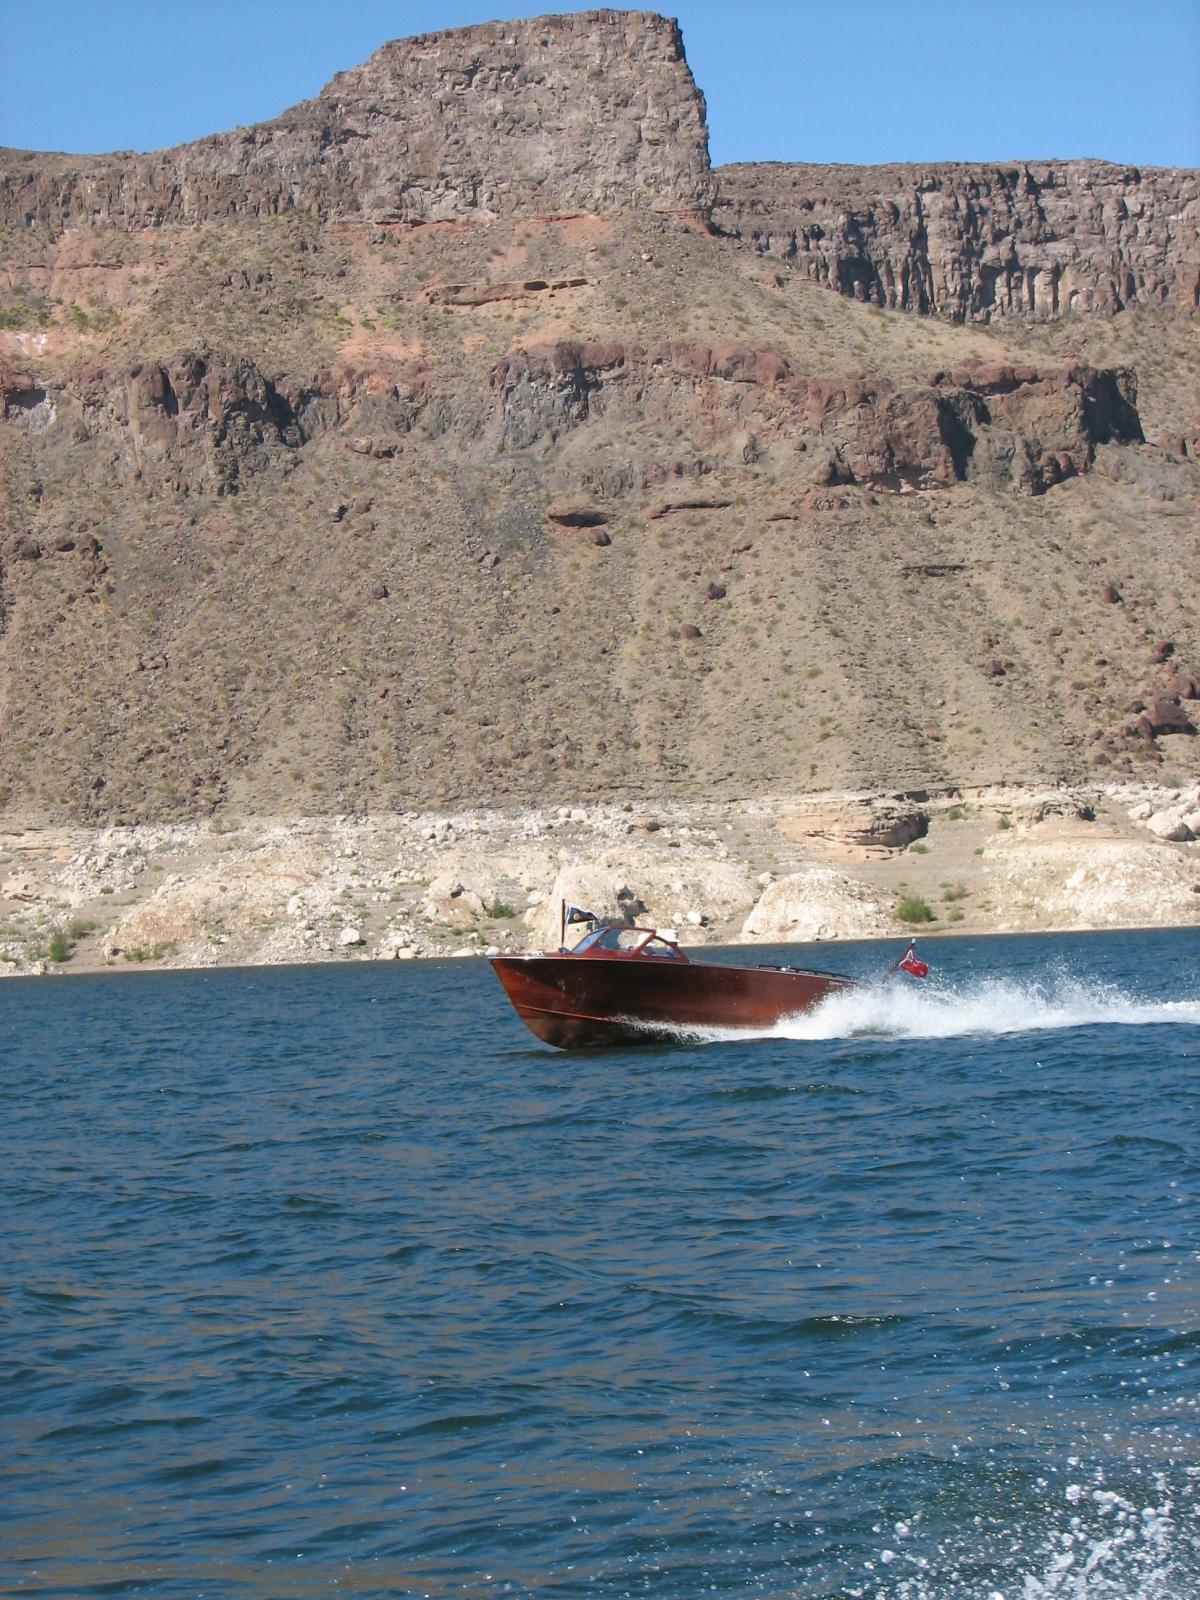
[{"left": 1, "top": 782, "right": 1197, "bottom": 977}]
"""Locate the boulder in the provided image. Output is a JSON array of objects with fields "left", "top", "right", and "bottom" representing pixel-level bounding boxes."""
[
  {"left": 524, "top": 865, "right": 647, "bottom": 949},
  {"left": 777, "top": 798, "right": 928, "bottom": 857},
  {"left": 420, "top": 873, "right": 487, "bottom": 925},
  {"left": 997, "top": 788, "right": 1095, "bottom": 824},
  {"left": 650, "top": 497, "right": 734, "bottom": 519},
  {"left": 1149, "top": 695, "right": 1196, "bottom": 736},
  {"left": 741, "top": 867, "right": 890, "bottom": 941},
  {"left": 1166, "top": 670, "right": 1200, "bottom": 701},
  {"left": 1146, "top": 809, "right": 1195, "bottom": 842},
  {"left": 546, "top": 501, "right": 608, "bottom": 528}
]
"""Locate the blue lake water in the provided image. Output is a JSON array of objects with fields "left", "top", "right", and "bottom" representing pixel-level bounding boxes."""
[{"left": 2, "top": 928, "right": 1199, "bottom": 1598}]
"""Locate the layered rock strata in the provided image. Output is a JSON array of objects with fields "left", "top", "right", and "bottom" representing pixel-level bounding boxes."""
[
  {"left": 2, "top": 345, "right": 1143, "bottom": 503},
  {"left": 4, "top": 11, "right": 1196, "bottom": 338},
  {"left": 716, "top": 160, "right": 1200, "bottom": 322}
]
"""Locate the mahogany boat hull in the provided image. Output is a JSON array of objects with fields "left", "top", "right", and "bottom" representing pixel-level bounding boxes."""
[{"left": 490, "top": 952, "right": 854, "bottom": 1049}]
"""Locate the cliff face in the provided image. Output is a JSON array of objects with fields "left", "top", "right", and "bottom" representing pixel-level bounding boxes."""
[
  {"left": 0, "top": 344, "right": 1143, "bottom": 508},
  {"left": 4, "top": 15, "right": 1197, "bottom": 329},
  {"left": 490, "top": 343, "right": 1143, "bottom": 494},
  {"left": 0, "top": 10, "right": 714, "bottom": 229},
  {"left": 5, "top": 18, "right": 1198, "bottom": 333},
  {"left": 0, "top": 12, "right": 1197, "bottom": 827},
  {"left": 716, "top": 160, "right": 1200, "bottom": 322}
]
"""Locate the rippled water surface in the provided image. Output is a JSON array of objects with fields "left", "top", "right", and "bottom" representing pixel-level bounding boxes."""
[{"left": 3, "top": 929, "right": 1199, "bottom": 1598}]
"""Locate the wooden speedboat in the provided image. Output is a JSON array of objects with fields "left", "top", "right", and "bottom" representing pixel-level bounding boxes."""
[{"left": 490, "top": 918, "right": 858, "bottom": 1049}]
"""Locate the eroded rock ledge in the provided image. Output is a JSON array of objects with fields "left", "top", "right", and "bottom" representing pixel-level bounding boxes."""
[
  {"left": 493, "top": 342, "right": 1143, "bottom": 493},
  {"left": 3, "top": 344, "right": 1144, "bottom": 502}
]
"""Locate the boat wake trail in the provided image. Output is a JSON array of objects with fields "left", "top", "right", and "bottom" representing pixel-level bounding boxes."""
[
  {"left": 773, "top": 974, "right": 1200, "bottom": 1042},
  {"left": 649, "top": 974, "right": 1200, "bottom": 1046}
]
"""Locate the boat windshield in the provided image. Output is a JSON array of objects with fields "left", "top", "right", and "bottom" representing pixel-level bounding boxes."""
[{"left": 569, "top": 925, "right": 684, "bottom": 958}]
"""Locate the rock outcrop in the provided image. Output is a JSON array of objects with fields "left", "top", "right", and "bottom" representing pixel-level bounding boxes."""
[
  {"left": 493, "top": 340, "right": 1143, "bottom": 492},
  {"left": 741, "top": 866, "right": 892, "bottom": 942},
  {"left": 15, "top": 339, "right": 1143, "bottom": 508},
  {"left": 717, "top": 160, "right": 1200, "bottom": 322},
  {"left": 5, "top": 12, "right": 1196, "bottom": 339},
  {"left": 96, "top": 351, "right": 323, "bottom": 493},
  {"left": 102, "top": 843, "right": 331, "bottom": 958},
  {"left": 0, "top": 11, "right": 714, "bottom": 229},
  {"left": 985, "top": 824, "right": 1200, "bottom": 928},
  {"left": 776, "top": 796, "right": 929, "bottom": 857}
]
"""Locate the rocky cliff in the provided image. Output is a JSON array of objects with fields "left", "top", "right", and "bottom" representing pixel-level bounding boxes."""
[
  {"left": 4, "top": 14, "right": 1197, "bottom": 334},
  {"left": 716, "top": 160, "right": 1200, "bottom": 322},
  {"left": 0, "top": 12, "right": 1197, "bottom": 829},
  {"left": 0, "top": 11, "right": 714, "bottom": 229},
  {"left": 1, "top": 343, "right": 1142, "bottom": 507}
]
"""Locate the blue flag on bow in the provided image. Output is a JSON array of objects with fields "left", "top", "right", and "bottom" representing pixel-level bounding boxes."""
[{"left": 565, "top": 905, "right": 597, "bottom": 925}]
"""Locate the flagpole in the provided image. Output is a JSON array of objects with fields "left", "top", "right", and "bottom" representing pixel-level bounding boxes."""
[{"left": 560, "top": 899, "right": 565, "bottom": 952}]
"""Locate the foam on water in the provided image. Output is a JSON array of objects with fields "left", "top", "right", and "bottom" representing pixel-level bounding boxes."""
[
  {"left": 777, "top": 974, "right": 1200, "bottom": 1042},
  {"left": 845, "top": 1461, "right": 1198, "bottom": 1600},
  {"left": 658, "top": 973, "right": 1200, "bottom": 1046}
]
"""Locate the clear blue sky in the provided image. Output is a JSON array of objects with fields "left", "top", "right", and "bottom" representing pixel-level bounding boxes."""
[{"left": 1, "top": 0, "right": 1197, "bottom": 167}]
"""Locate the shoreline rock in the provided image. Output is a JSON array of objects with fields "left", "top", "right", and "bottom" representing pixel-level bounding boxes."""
[{"left": 2, "top": 782, "right": 1195, "bottom": 978}]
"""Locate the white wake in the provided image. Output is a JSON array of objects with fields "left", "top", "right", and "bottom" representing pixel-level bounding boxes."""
[
  {"left": 773, "top": 975, "right": 1200, "bottom": 1042},
  {"left": 842, "top": 1466, "right": 1198, "bottom": 1600},
  {"left": 649, "top": 974, "right": 1200, "bottom": 1046}
]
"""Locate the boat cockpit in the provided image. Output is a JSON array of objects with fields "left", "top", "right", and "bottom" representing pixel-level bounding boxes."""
[{"left": 566, "top": 923, "right": 688, "bottom": 960}]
